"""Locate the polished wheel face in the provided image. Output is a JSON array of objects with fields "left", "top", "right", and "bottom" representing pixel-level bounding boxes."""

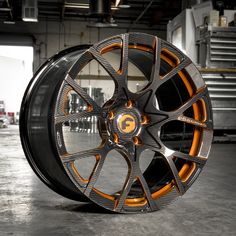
[{"left": 20, "top": 33, "right": 213, "bottom": 213}]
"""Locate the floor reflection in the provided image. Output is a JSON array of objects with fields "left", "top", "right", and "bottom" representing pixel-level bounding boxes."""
[{"left": 0, "top": 125, "right": 236, "bottom": 236}]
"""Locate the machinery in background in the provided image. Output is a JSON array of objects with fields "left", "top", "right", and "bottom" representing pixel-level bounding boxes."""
[
  {"left": 0, "top": 117, "right": 9, "bottom": 128},
  {"left": 167, "top": 2, "right": 236, "bottom": 133},
  {"left": 0, "top": 100, "right": 16, "bottom": 126},
  {"left": 0, "top": 100, "right": 5, "bottom": 113},
  {"left": 200, "top": 69, "right": 236, "bottom": 130},
  {"left": 69, "top": 87, "right": 104, "bottom": 133}
]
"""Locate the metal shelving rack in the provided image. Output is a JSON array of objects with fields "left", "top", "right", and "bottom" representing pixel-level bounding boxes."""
[{"left": 197, "top": 26, "right": 236, "bottom": 131}]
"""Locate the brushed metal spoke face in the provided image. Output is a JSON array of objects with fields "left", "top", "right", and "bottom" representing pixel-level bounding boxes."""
[{"left": 20, "top": 33, "right": 213, "bottom": 214}]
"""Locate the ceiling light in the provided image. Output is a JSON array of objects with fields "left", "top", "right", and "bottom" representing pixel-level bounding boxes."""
[
  {"left": 3, "top": 20, "right": 15, "bottom": 24},
  {"left": 115, "top": 0, "right": 121, "bottom": 7},
  {"left": 64, "top": 3, "right": 119, "bottom": 10},
  {"left": 22, "top": 0, "right": 38, "bottom": 22},
  {"left": 22, "top": 17, "right": 38, "bottom": 22},
  {"left": 118, "top": 0, "right": 130, "bottom": 8},
  {"left": 65, "top": 3, "right": 89, "bottom": 9}
]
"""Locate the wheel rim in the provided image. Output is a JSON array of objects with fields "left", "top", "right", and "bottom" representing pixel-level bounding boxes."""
[{"left": 21, "top": 33, "right": 213, "bottom": 213}]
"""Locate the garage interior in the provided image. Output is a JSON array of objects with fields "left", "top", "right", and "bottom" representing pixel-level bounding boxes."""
[{"left": 0, "top": 0, "right": 236, "bottom": 235}]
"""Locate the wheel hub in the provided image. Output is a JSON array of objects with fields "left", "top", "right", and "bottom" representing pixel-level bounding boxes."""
[{"left": 110, "top": 106, "right": 142, "bottom": 142}]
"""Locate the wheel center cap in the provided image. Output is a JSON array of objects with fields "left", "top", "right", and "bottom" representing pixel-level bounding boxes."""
[
  {"left": 110, "top": 107, "right": 142, "bottom": 140},
  {"left": 117, "top": 113, "right": 136, "bottom": 134}
]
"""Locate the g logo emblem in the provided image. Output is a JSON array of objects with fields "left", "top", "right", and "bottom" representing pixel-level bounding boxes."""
[{"left": 118, "top": 114, "right": 136, "bottom": 134}]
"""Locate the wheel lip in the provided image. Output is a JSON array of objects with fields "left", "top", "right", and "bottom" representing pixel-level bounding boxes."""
[
  {"left": 19, "top": 45, "right": 92, "bottom": 201},
  {"left": 52, "top": 33, "right": 213, "bottom": 212}
]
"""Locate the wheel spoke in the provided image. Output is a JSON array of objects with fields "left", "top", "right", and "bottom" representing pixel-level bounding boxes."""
[
  {"left": 115, "top": 145, "right": 158, "bottom": 211},
  {"left": 65, "top": 162, "right": 87, "bottom": 187},
  {"left": 141, "top": 126, "right": 161, "bottom": 150},
  {"left": 172, "top": 86, "right": 208, "bottom": 117},
  {"left": 165, "top": 155, "right": 186, "bottom": 195},
  {"left": 65, "top": 75, "right": 101, "bottom": 111},
  {"left": 120, "top": 33, "right": 129, "bottom": 78},
  {"left": 89, "top": 47, "right": 121, "bottom": 83},
  {"left": 150, "top": 37, "right": 161, "bottom": 85},
  {"left": 154, "top": 86, "right": 208, "bottom": 128},
  {"left": 136, "top": 169, "right": 159, "bottom": 211},
  {"left": 54, "top": 110, "right": 100, "bottom": 124},
  {"left": 114, "top": 171, "right": 134, "bottom": 211},
  {"left": 177, "top": 115, "right": 208, "bottom": 128},
  {"left": 61, "top": 146, "right": 105, "bottom": 163},
  {"left": 131, "top": 37, "right": 161, "bottom": 96},
  {"left": 83, "top": 154, "right": 107, "bottom": 197},
  {"left": 158, "top": 58, "right": 192, "bottom": 88},
  {"left": 136, "top": 90, "right": 152, "bottom": 110},
  {"left": 173, "top": 150, "right": 207, "bottom": 166}
]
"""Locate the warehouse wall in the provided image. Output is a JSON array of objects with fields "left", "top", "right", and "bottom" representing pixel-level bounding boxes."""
[
  {"left": 0, "top": 20, "right": 166, "bottom": 71},
  {"left": 0, "top": 20, "right": 165, "bottom": 111}
]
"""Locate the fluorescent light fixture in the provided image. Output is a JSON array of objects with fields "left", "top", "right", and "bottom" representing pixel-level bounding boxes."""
[
  {"left": 87, "top": 22, "right": 118, "bottom": 28},
  {"left": 65, "top": 3, "right": 88, "bottom": 9},
  {"left": 3, "top": 20, "right": 16, "bottom": 24},
  {"left": 22, "top": 17, "right": 38, "bottom": 22},
  {"left": 117, "top": 0, "right": 130, "bottom": 8},
  {"left": 22, "top": 0, "right": 38, "bottom": 22},
  {"left": 115, "top": 0, "right": 121, "bottom": 7},
  {"left": 64, "top": 3, "right": 119, "bottom": 10}
]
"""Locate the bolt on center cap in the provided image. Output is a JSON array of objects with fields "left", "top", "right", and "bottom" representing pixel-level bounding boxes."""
[{"left": 117, "top": 113, "right": 136, "bottom": 134}]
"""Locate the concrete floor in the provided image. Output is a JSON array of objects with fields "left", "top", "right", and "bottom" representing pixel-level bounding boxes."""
[{"left": 0, "top": 125, "right": 236, "bottom": 236}]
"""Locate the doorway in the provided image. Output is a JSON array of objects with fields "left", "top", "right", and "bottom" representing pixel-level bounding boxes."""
[{"left": 0, "top": 45, "right": 33, "bottom": 123}]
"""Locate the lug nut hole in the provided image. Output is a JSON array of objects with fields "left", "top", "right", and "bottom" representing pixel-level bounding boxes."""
[
  {"left": 126, "top": 100, "right": 135, "bottom": 108},
  {"left": 141, "top": 115, "right": 150, "bottom": 125},
  {"left": 133, "top": 136, "right": 142, "bottom": 145},
  {"left": 113, "top": 133, "right": 119, "bottom": 143},
  {"left": 108, "top": 111, "right": 115, "bottom": 120}
]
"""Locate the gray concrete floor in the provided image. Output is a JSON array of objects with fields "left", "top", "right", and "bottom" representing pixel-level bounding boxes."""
[{"left": 0, "top": 125, "right": 236, "bottom": 236}]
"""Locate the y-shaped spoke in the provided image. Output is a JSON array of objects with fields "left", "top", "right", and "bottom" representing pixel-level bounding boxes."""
[
  {"left": 154, "top": 86, "right": 208, "bottom": 128},
  {"left": 135, "top": 168, "right": 159, "bottom": 211},
  {"left": 157, "top": 143, "right": 207, "bottom": 195},
  {"left": 83, "top": 153, "right": 107, "bottom": 197},
  {"left": 134, "top": 37, "right": 161, "bottom": 96},
  {"left": 171, "top": 86, "right": 208, "bottom": 117},
  {"left": 138, "top": 46, "right": 191, "bottom": 96},
  {"left": 61, "top": 145, "right": 106, "bottom": 164},
  {"left": 114, "top": 145, "right": 158, "bottom": 212},
  {"left": 89, "top": 47, "right": 121, "bottom": 84},
  {"left": 89, "top": 35, "right": 130, "bottom": 99},
  {"left": 165, "top": 155, "right": 186, "bottom": 195},
  {"left": 54, "top": 110, "right": 100, "bottom": 125},
  {"left": 62, "top": 144, "right": 109, "bottom": 192},
  {"left": 158, "top": 58, "right": 192, "bottom": 88},
  {"left": 65, "top": 75, "right": 101, "bottom": 111},
  {"left": 114, "top": 170, "right": 134, "bottom": 211}
]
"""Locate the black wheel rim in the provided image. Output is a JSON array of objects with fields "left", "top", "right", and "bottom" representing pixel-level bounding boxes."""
[{"left": 20, "top": 33, "right": 213, "bottom": 213}]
